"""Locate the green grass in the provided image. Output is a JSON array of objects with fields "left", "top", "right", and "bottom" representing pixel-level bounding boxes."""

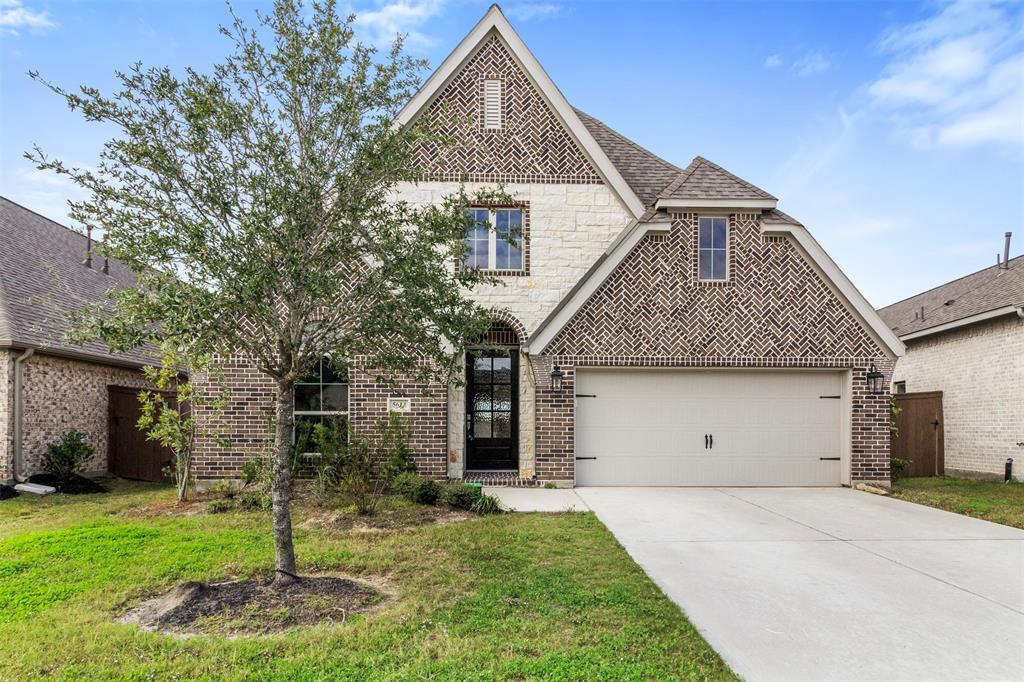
[
  {"left": 892, "top": 476, "right": 1024, "bottom": 529},
  {"left": 0, "top": 480, "right": 735, "bottom": 681}
]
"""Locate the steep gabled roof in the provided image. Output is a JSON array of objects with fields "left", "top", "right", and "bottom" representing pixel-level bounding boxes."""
[
  {"left": 0, "top": 196, "right": 154, "bottom": 366},
  {"left": 877, "top": 255, "right": 1024, "bottom": 339},
  {"left": 573, "top": 108, "right": 681, "bottom": 207},
  {"left": 661, "top": 156, "right": 776, "bottom": 201}
]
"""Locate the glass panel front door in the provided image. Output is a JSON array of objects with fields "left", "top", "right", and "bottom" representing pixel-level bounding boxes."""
[{"left": 466, "top": 350, "right": 518, "bottom": 470}]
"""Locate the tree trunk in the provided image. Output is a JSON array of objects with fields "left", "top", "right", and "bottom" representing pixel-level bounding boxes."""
[{"left": 271, "top": 381, "right": 298, "bottom": 585}]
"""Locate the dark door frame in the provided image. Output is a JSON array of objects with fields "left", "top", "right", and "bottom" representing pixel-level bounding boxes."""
[{"left": 465, "top": 349, "right": 519, "bottom": 470}]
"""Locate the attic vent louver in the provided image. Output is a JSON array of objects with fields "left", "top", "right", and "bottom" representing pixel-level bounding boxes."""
[{"left": 483, "top": 79, "right": 502, "bottom": 129}]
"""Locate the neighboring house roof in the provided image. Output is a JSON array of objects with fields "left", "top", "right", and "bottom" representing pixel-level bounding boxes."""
[
  {"left": 877, "top": 255, "right": 1024, "bottom": 340},
  {"left": 0, "top": 196, "right": 154, "bottom": 367}
]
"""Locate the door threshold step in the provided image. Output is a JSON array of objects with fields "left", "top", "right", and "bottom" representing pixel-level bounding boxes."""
[{"left": 462, "top": 471, "right": 540, "bottom": 488}]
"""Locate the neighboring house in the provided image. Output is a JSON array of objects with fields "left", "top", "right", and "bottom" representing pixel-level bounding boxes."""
[
  {"left": 0, "top": 196, "right": 164, "bottom": 483},
  {"left": 195, "top": 6, "right": 904, "bottom": 488},
  {"left": 877, "top": 248, "right": 1024, "bottom": 481}
]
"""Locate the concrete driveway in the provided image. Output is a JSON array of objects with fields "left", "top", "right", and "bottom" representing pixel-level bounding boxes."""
[{"left": 576, "top": 487, "right": 1024, "bottom": 682}]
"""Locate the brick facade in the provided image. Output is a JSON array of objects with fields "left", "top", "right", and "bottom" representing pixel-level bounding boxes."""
[
  {"left": 540, "top": 212, "right": 894, "bottom": 485},
  {"left": 193, "top": 357, "right": 450, "bottom": 481},
  {"left": 411, "top": 35, "right": 602, "bottom": 185},
  {"left": 892, "top": 315, "right": 1024, "bottom": 480},
  {"left": 1, "top": 353, "right": 154, "bottom": 477}
]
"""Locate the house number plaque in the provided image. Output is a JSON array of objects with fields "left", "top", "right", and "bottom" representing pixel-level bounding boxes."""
[{"left": 387, "top": 397, "right": 411, "bottom": 413}]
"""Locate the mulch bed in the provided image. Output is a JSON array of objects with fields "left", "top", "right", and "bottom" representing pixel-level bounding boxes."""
[
  {"left": 120, "top": 576, "right": 384, "bottom": 635},
  {"left": 0, "top": 484, "right": 18, "bottom": 500},
  {"left": 26, "top": 473, "right": 107, "bottom": 495}
]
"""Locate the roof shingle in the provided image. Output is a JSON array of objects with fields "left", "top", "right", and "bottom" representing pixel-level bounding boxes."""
[
  {"left": 876, "top": 255, "right": 1024, "bottom": 337},
  {"left": 0, "top": 196, "right": 154, "bottom": 366}
]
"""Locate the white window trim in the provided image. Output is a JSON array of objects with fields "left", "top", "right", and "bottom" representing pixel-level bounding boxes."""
[
  {"left": 466, "top": 207, "right": 524, "bottom": 272},
  {"left": 697, "top": 215, "right": 730, "bottom": 282},
  {"left": 293, "top": 358, "right": 349, "bottom": 451}
]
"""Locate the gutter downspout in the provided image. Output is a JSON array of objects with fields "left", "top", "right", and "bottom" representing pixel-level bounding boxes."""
[
  {"left": 12, "top": 348, "right": 34, "bottom": 482},
  {"left": 1016, "top": 306, "right": 1024, "bottom": 320}
]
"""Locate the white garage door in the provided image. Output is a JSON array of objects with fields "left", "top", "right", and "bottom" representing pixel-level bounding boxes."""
[{"left": 575, "top": 370, "right": 845, "bottom": 486}]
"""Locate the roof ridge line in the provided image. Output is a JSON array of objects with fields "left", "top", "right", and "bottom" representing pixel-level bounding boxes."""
[
  {"left": 687, "top": 156, "right": 778, "bottom": 201},
  {"left": 877, "top": 253, "right": 1024, "bottom": 312},
  {"left": 658, "top": 157, "right": 704, "bottom": 199},
  {"left": 571, "top": 108, "right": 681, "bottom": 173}
]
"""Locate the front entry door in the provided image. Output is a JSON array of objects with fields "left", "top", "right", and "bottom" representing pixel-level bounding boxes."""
[{"left": 466, "top": 350, "right": 518, "bottom": 470}]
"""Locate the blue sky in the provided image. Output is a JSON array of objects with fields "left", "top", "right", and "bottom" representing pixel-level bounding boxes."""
[{"left": 2, "top": 0, "right": 1022, "bottom": 307}]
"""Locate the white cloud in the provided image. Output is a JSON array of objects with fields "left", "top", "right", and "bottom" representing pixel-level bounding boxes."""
[
  {"left": 0, "top": 0, "right": 55, "bottom": 34},
  {"left": 793, "top": 51, "right": 831, "bottom": 76},
  {"left": 867, "top": 0, "right": 1024, "bottom": 148},
  {"left": 355, "top": 0, "right": 444, "bottom": 49},
  {"left": 763, "top": 54, "right": 782, "bottom": 69},
  {"left": 506, "top": 3, "right": 565, "bottom": 22}
]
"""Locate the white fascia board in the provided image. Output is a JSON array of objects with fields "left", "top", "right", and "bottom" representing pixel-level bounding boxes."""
[
  {"left": 762, "top": 221, "right": 906, "bottom": 359},
  {"left": 525, "top": 219, "right": 671, "bottom": 353},
  {"left": 898, "top": 305, "right": 1023, "bottom": 341},
  {"left": 656, "top": 198, "right": 777, "bottom": 210},
  {"left": 394, "top": 6, "right": 646, "bottom": 220}
]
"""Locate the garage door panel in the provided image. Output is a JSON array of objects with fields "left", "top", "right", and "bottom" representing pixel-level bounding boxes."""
[{"left": 575, "top": 370, "right": 844, "bottom": 487}]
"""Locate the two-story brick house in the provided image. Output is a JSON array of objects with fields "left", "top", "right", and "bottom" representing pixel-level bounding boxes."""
[{"left": 194, "top": 5, "right": 904, "bottom": 488}]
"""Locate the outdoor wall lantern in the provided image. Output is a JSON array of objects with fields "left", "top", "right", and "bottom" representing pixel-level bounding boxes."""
[
  {"left": 867, "top": 364, "right": 885, "bottom": 395},
  {"left": 550, "top": 364, "right": 565, "bottom": 392}
]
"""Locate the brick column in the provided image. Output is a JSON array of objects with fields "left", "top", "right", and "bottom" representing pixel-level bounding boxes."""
[
  {"left": 850, "top": 360, "right": 895, "bottom": 486},
  {"left": 534, "top": 361, "right": 574, "bottom": 486}
]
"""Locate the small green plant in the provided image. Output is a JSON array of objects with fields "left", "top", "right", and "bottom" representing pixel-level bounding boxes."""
[
  {"left": 442, "top": 483, "right": 483, "bottom": 511},
  {"left": 891, "top": 457, "right": 911, "bottom": 482},
  {"left": 377, "top": 412, "right": 416, "bottom": 483},
  {"left": 237, "top": 491, "right": 271, "bottom": 511},
  {"left": 471, "top": 493, "right": 503, "bottom": 516},
  {"left": 209, "top": 479, "right": 243, "bottom": 499},
  {"left": 393, "top": 472, "right": 442, "bottom": 505},
  {"left": 42, "top": 431, "right": 95, "bottom": 479},
  {"left": 543, "top": 482, "right": 556, "bottom": 490},
  {"left": 207, "top": 499, "right": 234, "bottom": 514},
  {"left": 890, "top": 397, "right": 902, "bottom": 439}
]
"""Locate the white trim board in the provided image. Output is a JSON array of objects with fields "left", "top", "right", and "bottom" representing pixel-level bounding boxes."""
[
  {"left": 394, "top": 5, "right": 646, "bottom": 220},
  {"left": 656, "top": 198, "right": 777, "bottom": 210},
  {"left": 527, "top": 213, "right": 905, "bottom": 359}
]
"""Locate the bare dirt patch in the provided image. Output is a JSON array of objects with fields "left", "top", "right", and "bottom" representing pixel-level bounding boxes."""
[
  {"left": 120, "top": 575, "right": 386, "bottom": 635},
  {"left": 304, "top": 504, "right": 473, "bottom": 532}
]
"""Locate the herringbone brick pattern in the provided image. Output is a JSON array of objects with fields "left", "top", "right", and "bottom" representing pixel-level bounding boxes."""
[
  {"left": 549, "top": 213, "right": 886, "bottom": 359},
  {"left": 411, "top": 36, "right": 602, "bottom": 185}
]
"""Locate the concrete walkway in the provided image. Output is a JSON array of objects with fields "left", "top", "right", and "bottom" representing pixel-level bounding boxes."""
[
  {"left": 576, "top": 487, "right": 1024, "bottom": 682},
  {"left": 483, "top": 487, "right": 589, "bottom": 512}
]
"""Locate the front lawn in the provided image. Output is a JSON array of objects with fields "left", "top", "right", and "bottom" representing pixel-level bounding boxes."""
[
  {"left": 892, "top": 476, "right": 1024, "bottom": 529},
  {"left": 0, "top": 480, "right": 734, "bottom": 681}
]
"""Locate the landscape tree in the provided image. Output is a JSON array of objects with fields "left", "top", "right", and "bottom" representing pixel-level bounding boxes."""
[{"left": 29, "top": 0, "right": 512, "bottom": 585}]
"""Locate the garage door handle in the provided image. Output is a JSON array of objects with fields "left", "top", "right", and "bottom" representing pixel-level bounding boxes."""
[
  {"left": 819, "top": 457, "right": 840, "bottom": 461},
  {"left": 575, "top": 457, "right": 597, "bottom": 461},
  {"left": 710, "top": 434, "right": 713, "bottom": 449},
  {"left": 704, "top": 434, "right": 709, "bottom": 449}
]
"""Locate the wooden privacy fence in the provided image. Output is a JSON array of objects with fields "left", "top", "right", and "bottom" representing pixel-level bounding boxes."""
[{"left": 892, "top": 391, "right": 944, "bottom": 477}]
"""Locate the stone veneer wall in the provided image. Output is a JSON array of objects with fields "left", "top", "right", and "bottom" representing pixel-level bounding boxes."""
[
  {"left": 0, "top": 350, "right": 12, "bottom": 480},
  {"left": 892, "top": 315, "right": 1024, "bottom": 479},
  {"left": 540, "top": 212, "right": 894, "bottom": 486},
  {"left": 17, "top": 353, "right": 153, "bottom": 475}
]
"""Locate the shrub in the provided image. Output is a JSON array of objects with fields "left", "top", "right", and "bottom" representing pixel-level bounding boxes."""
[
  {"left": 209, "top": 479, "right": 243, "bottom": 499},
  {"left": 891, "top": 457, "right": 911, "bottom": 482},
  {"left": 394, "top": 472, "right": 442, "bottom": 505},
  {"left": 237, "top": 491, "right": 271, "bottom": 511},
  {"left": 42, "top": 431, "right": 95, "bottom": 479},
  {"left": 377, "top": 412, "right": 416, "bottom": 483},
  {"left": 442, "top": 483, "right": 482, "bottom": 511},
  {"left": 312, "top": 422, "right": 385, "bottom": 515},
  {"left": 207, "top": 499, "right": 233, "bottom": 514},
  {"left": 471, "top": 493, "right": 503, "bottom": 516}
]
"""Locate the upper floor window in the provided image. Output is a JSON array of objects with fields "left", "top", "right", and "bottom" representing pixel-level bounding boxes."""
[
  {"left": 464, "top": 207, "right": 524, "bottom": 272},
  {"left": 894, "top": 381, "right": 907, "bottom": 394},
  {"left": 293, "top": 357, "right": 348, "bottom": 453},
  {"left": 698, "top": 216, "right": 728, "bottom": 281}
]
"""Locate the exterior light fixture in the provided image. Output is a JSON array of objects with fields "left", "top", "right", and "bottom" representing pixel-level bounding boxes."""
[
  {"left": 550, "top": 364, "right": 564, "bottom": 392},
  {"left": 867, "top": 364, "right": 885, "bottom": 395}
]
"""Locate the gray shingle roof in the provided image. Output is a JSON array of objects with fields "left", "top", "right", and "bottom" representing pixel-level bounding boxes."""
[
  {"left": 573, "top": 108, "right": 683, "bottom": 207},
  {"left": 659, "top": 156, "right": 777, "bottom": 201},
  {"left": 876, "top": 255, "right": 1024, "bottom": 337},
  {"left": 0, "top": 196, "right": 154, "bottom": 366}
]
